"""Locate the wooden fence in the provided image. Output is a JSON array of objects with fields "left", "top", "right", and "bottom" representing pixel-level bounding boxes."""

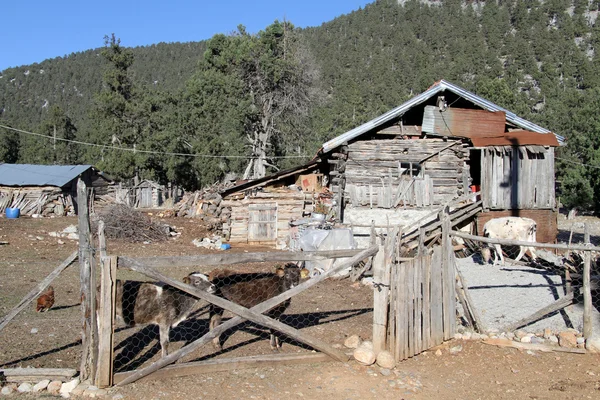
[
  {"left": 371, "top": 213, "right": 458, "bottom": 361},
  {"left": 387, "top": 246, "right": 456, "bottom": 360},
  {"left": 95, "top": 247, "right": 378, "bottom": 387}
]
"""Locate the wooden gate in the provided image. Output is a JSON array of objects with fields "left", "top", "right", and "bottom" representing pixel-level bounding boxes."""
[
  {"left": 94, "top": 246, "right": 379, "bottom": 387},
  {"left": 387, "top": 246, "right": 456, "bottom": 360},
  {"left": 248, "top": 203, "right": 277, "bottom": 242}
]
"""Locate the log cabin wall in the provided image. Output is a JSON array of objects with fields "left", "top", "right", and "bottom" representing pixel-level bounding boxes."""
[
  {"left": 335, "top": 138, "right": 470, "bottom": 209},
  {"left": 222, "top": 189, "right": 315, "bottom": 247},
  {"left": 480, "top": 146, "right": 555, "bottom": 210}
]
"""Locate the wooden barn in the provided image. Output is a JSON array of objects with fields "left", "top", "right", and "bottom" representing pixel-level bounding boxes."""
[
  {"left": 0, "top": 163, "right": 112, "bottom": 216},
  {"left": 221, "top": 80, "right": 563, "bottom": 247}
]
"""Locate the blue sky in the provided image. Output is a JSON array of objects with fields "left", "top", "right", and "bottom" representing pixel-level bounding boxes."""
[{"left": 1, "top": 0, "right": 372, "bottom": 71}]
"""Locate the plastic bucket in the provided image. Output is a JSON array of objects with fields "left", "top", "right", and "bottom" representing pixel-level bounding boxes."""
[
  {"left": 220, "top": 243, "right": 231, "bottom": 250},
  {"left": 6, "top": 207, "right": 20, "bottom": 219}
]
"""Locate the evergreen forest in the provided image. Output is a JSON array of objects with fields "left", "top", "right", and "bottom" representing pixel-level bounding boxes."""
[{"left": 2, "top": 0, "right": 600, "bottom": 210}]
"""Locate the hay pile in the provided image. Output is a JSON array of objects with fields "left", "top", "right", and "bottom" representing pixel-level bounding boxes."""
[{"left": 97, "top": 204, "right": 172, "bottom": 242}]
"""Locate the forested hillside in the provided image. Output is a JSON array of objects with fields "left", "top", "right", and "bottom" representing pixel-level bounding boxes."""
[{"left": 2, "top": 0, "right": 600, "bottom": 210}]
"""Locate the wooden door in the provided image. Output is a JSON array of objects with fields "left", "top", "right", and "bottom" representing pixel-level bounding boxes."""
[
  {"left": 248, "top": 203, "right": 277, "bottom": 242},
  {"left": 139, "top": 188, "right": 153, "bottom": 208}
]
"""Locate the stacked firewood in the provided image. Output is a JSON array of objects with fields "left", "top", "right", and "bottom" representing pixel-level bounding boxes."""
[
  {"left": 0, "top": 188, "right": 75, "bottom": 216},
  {"left": 171, "top": 181, "right": 237, "bottom": 233}
]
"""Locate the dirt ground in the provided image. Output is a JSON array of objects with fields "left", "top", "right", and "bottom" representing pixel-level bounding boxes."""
[{"left": 1, "top": 212, "right": 600, "bottom": 399}]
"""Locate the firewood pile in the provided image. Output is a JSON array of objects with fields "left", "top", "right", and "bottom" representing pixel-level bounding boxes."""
[
  {"left": 0, "top": 188, "right": 75, "bottom": 216},
  {"left": 172, "top": 181, "right": 236, "bottom": 232},
  {"left": 97, "top": 204, "right": 173, "bottom": 242}
]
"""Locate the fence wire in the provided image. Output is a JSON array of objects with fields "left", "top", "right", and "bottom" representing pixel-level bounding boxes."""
[
  {"left": 0, "top": 262, "right": 82, "bottom": 369},
  {"left": 111, "top": 263, "right": 373, "bottom": 372},
  {"left": 454, "top": 233, "right": 600, "bottom": 344}
]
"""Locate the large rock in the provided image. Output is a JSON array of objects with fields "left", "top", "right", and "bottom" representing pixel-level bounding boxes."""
[
  {"left": 47, "top": 381, "right": 62, "bottom": 395},
  {"left": 344, "top": 334, "right": 362, "bottom": 349},
  {"left": 354, "top": 341, "right": 376, "bottom": 366},
  {"left": 558, "top": 331, "right": 578, "bottom": 348},
  {"left": 60, "top": 378, "right": 80, "bottom": 398},
  {"left": 33, "top": 379, "right": 51, "bottom": 392},
  {"left": 1, "top": 386, "right": 15, "bottom": 396},
  {"left": 376, "top": 350, "right": 396, "bottom": 369},
  {"left": 17, "top": 383, "right": 33, "bottom": 393}
]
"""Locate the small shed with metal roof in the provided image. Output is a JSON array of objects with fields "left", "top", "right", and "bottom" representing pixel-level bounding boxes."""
[{"left": 0, "top": 164, "right": 112, "bottom": 216}]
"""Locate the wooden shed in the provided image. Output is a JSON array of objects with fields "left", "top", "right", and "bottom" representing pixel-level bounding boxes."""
[
  {"left": 221, "top": 160, "right": 324, "bottom": 248},
  {"left": 220, "top": 80, "right": 563, "bottom": 247},
  {"left": 0, "top": 164, "right": 112, "bottom": 216}
]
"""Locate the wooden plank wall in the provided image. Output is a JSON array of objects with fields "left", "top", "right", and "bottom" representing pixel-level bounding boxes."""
[
  {"left": 223, "top": 190, "right": 313, "bottom": 244},
  {"left": 481, "top": 146, "right": 555, "bottom": 210},
  {"left": 387, "top": 246, "right": 455, "bottom": 361},
  {"left": 342, "top": 138, "right": 469, "bottom": 208}
]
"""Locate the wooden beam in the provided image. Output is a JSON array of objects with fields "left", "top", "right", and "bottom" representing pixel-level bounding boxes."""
[
  {"left": 503, "top": 292, "right": 574, "bottom": 333},
  {"left": 0, "top": 251, "right": 78, "bottom": 332},
  {"left": 78, "top": 179, "right": 96, "bottom": 382},
  {"left": 114, "top": 351, "right": 353, "bottom": 384},
  {"left": 451, "top": 231, "right": 600, "bottom": 252},
  {"left": 483, "top": 338, "right": 586, "bottom": 354},
  {"left": 95, "top": 256, "right": 117, "bottom": 388},
  {"left": 372, "top": 243, "right": 387, "bottom": 354},
  {"left": 583, "top": 224, "right": 592, "bottom": 339},
  {"left": 0, "top": 368, "right": 77, "bottom": 383},
  {"left": 98, "top": 220, "right": 106, "bottom": 259},
  {"left": 419, "top": 141, "right": 462, "bottom": 164},
  {"left": 119, "top": 249, "right": 364, "bottom": 269},
  {"left": 116, "top": 245, "right": 379, "bottom": 386},
  {"left": 456, "top": 268, "right": 485, "bottom": 333}
]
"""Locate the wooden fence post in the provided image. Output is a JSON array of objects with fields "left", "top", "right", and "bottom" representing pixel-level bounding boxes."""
[
  {"left": 78, "top": 179, "right": 96, "bottom": 382},
  {"left": 98, "top": 220, "right": 106, "bottom": 259},
  {"left": 441, "top": 206, "right": 454, "bottom": 340},
  {"left": 372, "top": 240, "right": 388, "bottom": 354},
  {"left": 583, "top": 224, "right": 592, "bottom": 340},
  {"left": 96, "top": 256, "right": 116, "bottom": 388}
]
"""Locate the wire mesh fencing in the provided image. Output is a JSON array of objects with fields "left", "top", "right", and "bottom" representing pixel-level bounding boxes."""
[
  {"left": 453, "top": 230, "right": 600, "bottom": 347},
  {"left": 0, "top": 256, "right": 82, "bottom": 369},
  {"left": 110, "top": 261, "right": 374, "bottom": 372}
]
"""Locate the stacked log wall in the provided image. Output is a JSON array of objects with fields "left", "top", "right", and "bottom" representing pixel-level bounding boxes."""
[
  {"left": 342, "top": 138, "right": 469, "bottom": 208},
  {"left": 223, "top": 190, "right": 314, "bottom": 245},
  {"left": 0, "top": 186, "right": 75, "bottom": 216}
]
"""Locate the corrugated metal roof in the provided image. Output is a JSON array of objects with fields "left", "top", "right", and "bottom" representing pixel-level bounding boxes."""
[
  {"left": 321, "top": 79, "right": 565, "bottom": 153},
  {"left": 0, "top": 164, "right": 93, "bottom": 187}
]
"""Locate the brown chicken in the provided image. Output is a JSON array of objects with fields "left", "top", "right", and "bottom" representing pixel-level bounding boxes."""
[{"left": 36, "top": 286, "right": 55, "bottom": 312}]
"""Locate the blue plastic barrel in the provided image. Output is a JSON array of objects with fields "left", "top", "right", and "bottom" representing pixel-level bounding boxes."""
[{"left": 6, "top": 207, "right": 20, "bottom": 219}]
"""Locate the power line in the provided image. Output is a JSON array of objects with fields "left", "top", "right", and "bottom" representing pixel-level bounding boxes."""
[
  {"left": 0, "top": 123, "right": 311, "bottom": 160},
  {"left": 555, "top": 156, "right": 600, "bottom": 170}
]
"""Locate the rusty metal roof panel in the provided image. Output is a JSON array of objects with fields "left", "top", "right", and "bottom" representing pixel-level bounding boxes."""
[
  {"left": 321, "top": 80, "right": 564, "bottom": 153},
  {"left": 470, "top": 130, "right": 560, "bottom": 147},
  {"left": 422, "top": 105, "right": 506, "bottom": 137}
]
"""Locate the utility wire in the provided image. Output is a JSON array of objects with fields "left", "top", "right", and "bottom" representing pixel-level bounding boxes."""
[
  {"left": 555, "top": 156, "right": 600, "bottom": 170},
  {"left": 0, "top": 123, "right": 311, "bottom": 159}
]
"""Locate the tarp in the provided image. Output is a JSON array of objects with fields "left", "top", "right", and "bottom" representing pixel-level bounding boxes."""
[{"left": 298, "top": 228, "right": 357, "bottom": 278}]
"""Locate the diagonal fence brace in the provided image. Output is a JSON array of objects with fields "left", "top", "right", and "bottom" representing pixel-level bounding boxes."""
[{"left": 116, "top": 245, "right": 379, "bottom": 386}]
